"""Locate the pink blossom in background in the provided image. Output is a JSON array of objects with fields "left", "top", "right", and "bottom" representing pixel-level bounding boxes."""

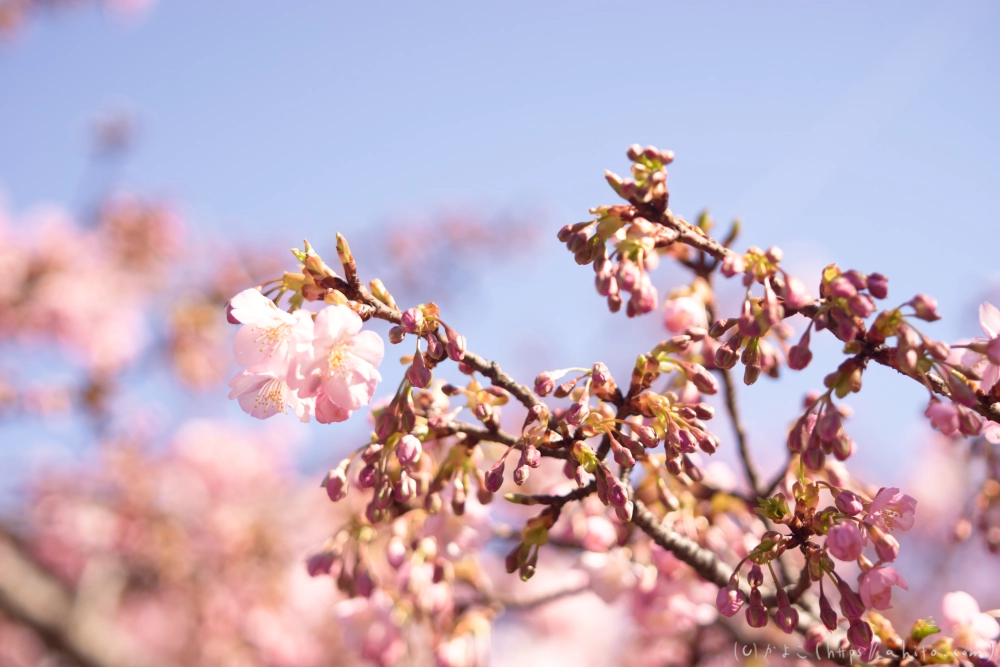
[
  {"left": 663, "top": 295, "right": 707, "bottom": 333},
  {"left": 858, "top": 567, "right": 908, "bottom": 610},
  {"left": 941, "top": 591, "right": 1000, "bottom": 654}
]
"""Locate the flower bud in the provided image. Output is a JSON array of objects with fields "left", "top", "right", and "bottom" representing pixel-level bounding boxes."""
[
  {"left": 406, "top": 351, "right": 432, "bottom": 388},
  {"left": 306, "top": 549, "right": 338, "bottom": 577},
  {"left": 866, "top": 273, "right": 889, "bottom": 299},
  {"left": 748, "top": 564, "right": 764, "bottom": 588},
  {"left": 521, "top": 444, "right": 541, "bottom": 469},
  {"left": 842, "top": 270, "right": 867, "bottom": 290},
  {"left": 847, "top": 619, "right": 873, "bottom": 651},
  {"left": 714, "top": 332, "right": 743, "bottom": 370},
  {"left": 721, "top": 253, "right": 746, "bottom": 277},
  {"left": 614, "top": 500, "right": 633, "bottom": 522},
  {"left": 788, "top": 330, "right": 813, "bottom": 371},
  {"left": 716, "top": 585, "right": 746, "bottom": 617},
  {"left": 388, "top": 325, "right": 406, "bottom": 344},
  {"left": 776, "top": 604, "right": 799, "bottom": 634},
  {"left": 486, "top": 458, "right": 506, "bottom": 492},
  {"left": 425, "top": 492, "right": 443, "bottom": 514},
  {"left": 323, "top": 466, "right": 349, "bottom": 502},
  {"left": 401, "top": 307, "right": 424, "bottom": 333},
  {"left": 829, "top": 277, "right": 857, "bottom": 299},
  {"left": 394, "top": 472, "right": 417, "bottom": 503},
  {"left": 802, "top": 447, "right": 825, "bottom": 471},
  {"left": 358, "top": 464, "right": 378, "bottom": 489},
  {"left": 837, "top": 578, "right": 866, "bottom": 619},
  {"left": 910, "top": 294, "right": 940, "bottom": 321},
  {"left": 819, "top": 589, "right": 839, "bottom": 631},
  {"left": 782, "top": 275, "right": 813, "bottom": 309},
  {"left": 835, "top": 490, "right": 863, "bottom": 516},
  {"left": 396, "top": 434, "right": 422, "bottom": 467}
]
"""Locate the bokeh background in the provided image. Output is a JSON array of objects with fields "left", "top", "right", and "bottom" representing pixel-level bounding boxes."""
[{"left": 2, "top": 1, "right": 1000, "bottom": 665}]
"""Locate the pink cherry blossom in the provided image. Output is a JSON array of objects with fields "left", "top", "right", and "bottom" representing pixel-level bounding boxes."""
[
  {"left": 580, "top": 515, "right": 618, "bottom": 552},
  {"left": 960, "top": 302, "right": 1000, "bottom": 391},
  {"left": 663, "top": 296, "right": 707, "bottom": 333},
  {"left": 858, "top": 566, "right": 908, "bottom": 610},
  {"left": 925, "top": 399, "right": 960, "bottom": 436},
  {"left": 941, "top": 591, "right": 1000, "bottom": 653},
  {"left": 863, "top": 487, "right": 917, "bottom": 534},
  {"left": 230, "top": 288, "right": 313, "bottom": 374},
  {"left": 290, "top": 304, "right": 384, "bottom": 423},
  {"left": 981, "top": 420, "right": 1000, "bottom": 444},
  {"left": 826, "top": 522, "right": 864, "bottom": 561},
  {"left": 228, "top": 369, "right": 314, "bottom": 421}
]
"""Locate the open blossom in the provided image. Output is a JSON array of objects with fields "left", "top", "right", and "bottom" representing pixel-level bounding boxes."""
[
  {"left": 961, "top": 302, "right": 1000, "bottom": 391},
  {"left": 290, "top": 304, "right": 385, "bottom": 424},
  {"left": 230, "top": 288, "right": 314, "bottom": 373},
  {"left": 826, "top": 522, "right": 864, "bottom": 561},
  {"left": 228, "top": 369, "right": 315, "bottom": 421},
  {"left": 941, "top": 591, "right": 1000, "bottom": 653},
  {"left": 858, "top": 566, "right": 908, "bottom": 610},
  {"left": 863, "top": 487, "right": 916, "bottom": 534},
  {"left": 663, "top": 295, "right": 707, "bottom": 333}
]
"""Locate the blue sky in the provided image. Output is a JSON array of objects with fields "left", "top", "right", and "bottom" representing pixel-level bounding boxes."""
[{"left": 2, "top": 0, "right": 1000, "bottom": 491}]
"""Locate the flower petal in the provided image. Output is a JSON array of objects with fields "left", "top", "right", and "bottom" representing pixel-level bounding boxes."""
[
  {"left": 314, "top": 305, "right": 362, "bottom": 343},
  {"left": 981, "top": 302, "right": 1000, "bottom": 338},
  {"left": 350, "top": 330, "right": 385, "bottom": 367}
]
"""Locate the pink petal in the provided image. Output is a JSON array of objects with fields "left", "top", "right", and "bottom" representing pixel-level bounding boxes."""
[
  {"left": 350, "top": 330, "right": 385, "bottom": 367},
  {"left": 315, "top": 394, "right": 352, "bottom": 423},
  {"left": 980, "top": 302, "right": 1000, "bottom": 338},
  {"left": 983, "top": 364, "right": 1000, "bottom": 392},
  {"left": 227, "top": 369, "right": 269, "bottom": 399},
  {"left": 229, "top": 288, "right": 283, "bottom": 325},
  {"left": 982, "top": 422, "right": 1000, "bottom": 445},
  {"left": 314, "top": 305, "right": 362, "bottom": 343},
  {"left": 287, "top": 354, "right": 322, "bottom": 398},
  {"left": 943, "top": 591, "right": 980, "bottom": 626},
  {"left": 972, "top": 613, "right": 1000, "bottom": 641}
]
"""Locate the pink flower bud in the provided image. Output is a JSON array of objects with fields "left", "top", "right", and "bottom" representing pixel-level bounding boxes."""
[
  {"left": 746, "top": 593, "right": 768, "bottom": 628},
  {"left": 826, "top": 522, "right": 864, "bottom": 561},
  {"left": 388, "top": 325, "right": 406, "bottom": 344},
  {"left": 445, "top": 327, "right": 466, "bottom": 362},
  {"left": 614, "top": 500, "right": 633, "bottom": 522},
  {"left": 680, "top": 361, "right": 719, "bottom": 395},
  {"left": 829, "top": 277, "right": 857, "bottom": 299},
  {"left": 802, "top": 447, "right": 825, "bottom": 471},
  {"left": 721, "top": 253, "right": 746, "bottom": 277},
  {"left": 748, "top": 564, "right": 764, "bottom": 588},
  {"left": 714, "top": 332, "right": 743, "bottom": 370},
  {"left": 842, "top": 270, "right": 867, "bottom": 290},
  {"left": 781, "top": 275, "right": 813, "bottom": 310},
  {"left": 766, "top": 246, "right": 784, "bottom": 263},
  {"left": 591, "top": 362, "right": 612, "bottom": 387},
  {"left": 873, "top": 530, "right": 900, "bottom": 562},
  {"left": 819, "top": 590, "right": 839, "bottom": 631},
  {"left": 835, "top": 490, "right": 863, "bottom": 516},
  {"left": 836, "top": 578, "right": 866, "bottom": 619},
  {"left": 847, "top": 619, "right": 873, "bottom": 652},
  {"left": 394, "top": 472, "right": 417, "bottom": 502},
  {"left": 401, "top": 307, "right": 424, "bottom": 333},
  {"left": 486, "top": 459, "right": 506, "bottom": 492},
  {"left": 847, "top": 294, "right": 875, "bottom": 318},
  {"left": 818, "top": 408, "right": 843, "bottom": 442},
  {"left": 396, "top": 434, "right": 422, "bottom": 467},
  {"left": 776, "top": 604, "right": 799, "bottom": 634},
  {"left": 617, "top": 258, "right": 640, "bottom": 292},
  {"left": 910, "top": 294, "right": 941, "bottom": 321},
  {"left": 406, "top": 351, "right": 432, "bottom": 388},
  {"left": 716, "top": 585, "right": 746, "bottom": 617},
  {"left": 521, "top": 444, "right": 541, "bottom": 469},
  {"left": 738, "top": 300, "right": 763, "bottom": 338},
  {"left": 788, "top": 330, "right": 813, "bottom": 370},
  {"left": 358, "top": 464, "right": 378, "bottom": 489},
  {"left": 306, "top": 550, "right": 337, "bottom": 577},
  {"left": 866, "top": 273, "right": 889, "bottom": 299},
  {"left": 513, "top": 462, "right": 529, "bottom": 486},
  {"left": 762, "top": 279, "right": 785, "bottom": 326},
  {"left": 323, "top": 466, "right": 349, "bottom": 502}
]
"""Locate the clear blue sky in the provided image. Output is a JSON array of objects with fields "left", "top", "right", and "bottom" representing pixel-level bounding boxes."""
[{"left": 2, "top": 0, "right": 1000, "bottom": 489}]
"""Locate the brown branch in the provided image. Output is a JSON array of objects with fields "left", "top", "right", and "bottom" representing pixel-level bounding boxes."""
[
  {"left": 505, "top": 480, "right": 597, "bottom": 507},
  {"left": 0, "top": 527, "right": 168, "bottom": 667},
  {"left": 720, "top": 365, "right": 763, "bottom": 496},
  {"left": 440, "top": 422, "right": 568, "bottom": 459}
]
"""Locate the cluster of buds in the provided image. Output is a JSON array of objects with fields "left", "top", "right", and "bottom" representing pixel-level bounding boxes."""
[
  {"left": 558, "top": 145, "right": 684, "bottom": 317},
  {"left": 804, "top": 264, "right": 890, "bottom": 342},
  {"left": 717, "top": 535, "right": 799, "bottom": 634},
  {"left": 787, "top": 391, "right": 855, "bottom": 469},
  {"left": 388, "top": 303, "right": 467, "bottom": 388},
  {"left": 627, "top": 389, "right": 717, "bottom": 481}
]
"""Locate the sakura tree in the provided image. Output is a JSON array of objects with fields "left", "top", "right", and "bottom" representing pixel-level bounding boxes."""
[{"left": 221, "top": 144, "right": 1000, "bottom": 666}]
